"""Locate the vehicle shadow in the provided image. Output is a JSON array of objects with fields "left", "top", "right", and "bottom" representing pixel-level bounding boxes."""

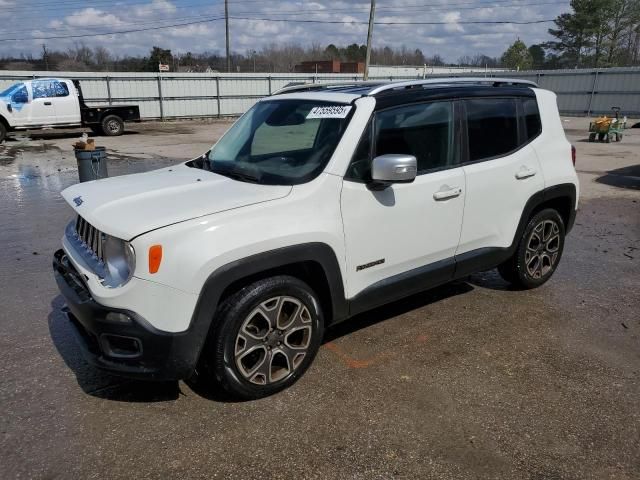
[
  {"left": 48, "top": 274, "right": 502, "bottom": 403},
  {"left": 464, "top": 268, "right": 518, "bottom": 292},
  {"left": 324, "top": 280, "right": 474, "bottom": 343},
  {"left": 595, "top": 164, "right": 640, "bottom": 190},
  {"left": 48, "top": 295, "right": 181, "bottom": 403},
  {"left": 190, "top": 280, "right": 477, "bottom": 402}
]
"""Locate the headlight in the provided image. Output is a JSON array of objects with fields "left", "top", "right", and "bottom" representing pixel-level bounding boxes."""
[{"left": 101, "top": 235, "right": 135, "bottom": 288}]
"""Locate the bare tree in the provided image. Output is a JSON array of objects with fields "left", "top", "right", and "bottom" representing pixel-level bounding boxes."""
[{"left": 94, "top": 46, "right": 113, "bottom": 71}]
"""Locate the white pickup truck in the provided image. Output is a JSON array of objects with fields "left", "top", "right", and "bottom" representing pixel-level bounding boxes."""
[{"left": 0, "top": 77, "right": 140, "bottom": 142}]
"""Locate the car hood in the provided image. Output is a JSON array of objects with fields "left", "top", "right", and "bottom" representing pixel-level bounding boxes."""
[{"left": 61, "top": 163, "right": 292, "bottom": 240}]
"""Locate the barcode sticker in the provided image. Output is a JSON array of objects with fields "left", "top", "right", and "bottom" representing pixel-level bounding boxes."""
[{"left": 306, "top": 105, "right": 352, "bottom": 119}]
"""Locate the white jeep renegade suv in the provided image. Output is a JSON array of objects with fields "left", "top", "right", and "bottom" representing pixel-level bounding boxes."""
[{"left": 53, "top": 78, "right": 579, "bottom": 399}]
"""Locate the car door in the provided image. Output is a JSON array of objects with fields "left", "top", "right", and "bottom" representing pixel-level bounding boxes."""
[
  {"left": 51, "top": 80, "right": 81, "bottom": 124},
  {"left": 456, "top": 97, "right": 544, "bottom": 270},
  {"left": 2, "top": 83, "right": 31, "bottom": 126},
  {"left": 30, "top": 79, "right": 59, "bottom": 125},
  {"left": 340, "top": 100, "right": 466, "bottom": 307}
]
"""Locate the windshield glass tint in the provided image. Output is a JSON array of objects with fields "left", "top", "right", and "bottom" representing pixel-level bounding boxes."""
[
  {"left": 0, "top": 83, "right": 22, "bottom": 97},
  {"left": 207, "top": 99, "right": 352, "bottom": 185}
]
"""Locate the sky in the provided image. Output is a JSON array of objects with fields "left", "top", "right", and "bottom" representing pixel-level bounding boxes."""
[{"left": 0, "top": 0, "right": 571, "bottom": 62}]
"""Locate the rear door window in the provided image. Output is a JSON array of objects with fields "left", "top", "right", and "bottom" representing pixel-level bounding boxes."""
[
  {"left": 32, "top": 80, "right": 69, "bottom": 99},
  {"left": 465, "top": 98, "right": 518, "bottom": 161}
]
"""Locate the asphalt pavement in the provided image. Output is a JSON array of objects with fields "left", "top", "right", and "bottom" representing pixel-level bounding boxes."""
[{"left": 0, "top": 117, "right": 638, "bottom": 479}]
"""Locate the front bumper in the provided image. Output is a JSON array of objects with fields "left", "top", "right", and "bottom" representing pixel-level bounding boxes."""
[{"left": 53, "top": 249, "right": 205, "bottom": 380}]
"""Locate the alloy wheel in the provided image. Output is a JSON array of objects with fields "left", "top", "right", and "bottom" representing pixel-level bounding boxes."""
[
  {"left": 107, "top": 119, "right": 121, "bottom": 134},
  {"left": 525, "top": 219, "right": 561, "bottom": 279},
  {"left": 235, "top": 296, "right": 313, "bottom": 385}
]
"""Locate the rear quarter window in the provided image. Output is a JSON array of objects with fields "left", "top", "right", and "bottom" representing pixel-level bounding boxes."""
[{"left": 522, "top": 97, "right": 542, "bottom": 141}]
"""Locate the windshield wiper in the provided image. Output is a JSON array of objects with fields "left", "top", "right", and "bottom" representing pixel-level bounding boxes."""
[{"left": 212, "top": 166, "right": 261, "bottom": 183}]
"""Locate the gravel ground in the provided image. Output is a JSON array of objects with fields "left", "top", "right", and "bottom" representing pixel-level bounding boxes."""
[{"left": 0, "top": 117, "right": 638, "bottom": 479}]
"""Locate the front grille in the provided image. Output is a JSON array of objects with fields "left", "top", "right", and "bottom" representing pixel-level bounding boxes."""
[{"left": 75, "top": 216, "right": 105, "bottom": 262}]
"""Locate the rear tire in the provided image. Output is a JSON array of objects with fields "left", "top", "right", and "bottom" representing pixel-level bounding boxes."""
[
  {"left": 198, "top": 275, "right": 324, "bottom": 400},
  {"left": 498, "top": 209, "right": 566, "bottom": 289},
  {"left": 101, "top": 115, "right": 124, "bottom": 136},
  {"left": 0, "top": 123, "right": 6, "bottom": 143}
]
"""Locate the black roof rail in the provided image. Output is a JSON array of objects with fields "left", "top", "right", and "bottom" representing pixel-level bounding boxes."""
[
  {"left": 367, "top": 77, "right": 537, "bottom": 95},
  {"left": 272, "top": 81, "right": 384, "bottom": 95}
]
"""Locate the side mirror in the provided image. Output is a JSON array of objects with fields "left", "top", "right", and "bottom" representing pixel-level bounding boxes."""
[
  {"left": 369, "top": 154, "right": 417, "bottom": 190},
  {"left": 12, "top": 91, "right": 28, "bottom": 104}
]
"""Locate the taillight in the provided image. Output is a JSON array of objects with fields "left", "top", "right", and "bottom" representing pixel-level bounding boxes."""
[{"left": 571, "top": 145, "right": 576, "bottom": 166}]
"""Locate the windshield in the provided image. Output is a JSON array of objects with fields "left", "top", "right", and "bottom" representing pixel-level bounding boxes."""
[
  {"left": 0, "top": 83, "right": 23, "bottom": 97},
  {"left": 206, "top": 99, "right": 353, "bottom": 185}
]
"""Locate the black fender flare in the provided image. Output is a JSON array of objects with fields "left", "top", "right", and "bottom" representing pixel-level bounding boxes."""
[
  {"left": 184, "top": 242, "right": 348, "bottom": 365},
  {"left": 99, "top": 110, "right": 123, "bottom": 122},
  {"left": 454, "top": 183, "right": 577, "bottom": 277},
  {"left": 515, "top": 182, "right": 577, "bottom": 239}
]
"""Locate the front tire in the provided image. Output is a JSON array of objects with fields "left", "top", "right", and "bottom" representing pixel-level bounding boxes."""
[
  {"left": 101, "top": 115, "right": 124, "bottom": 136},
  {"left": 199, "top": 275, "right": 324, "bottom": 400},
  {"left": 498, "top": 209, "right": 566, "bottom": 289},
  {"left": 0, "top": 123, "right": 6, "bottom": 143}
]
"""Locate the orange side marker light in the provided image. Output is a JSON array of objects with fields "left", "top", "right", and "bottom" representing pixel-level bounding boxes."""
[{"left": 148, "top": 245, "right": 163, "bottom": 274}]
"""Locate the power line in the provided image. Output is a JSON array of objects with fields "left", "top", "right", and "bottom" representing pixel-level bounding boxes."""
[
  {"left": 0, "top": 13, "right": 555, "bottom": 42},
  {"left": 0, "top": 0, "right": 567, "bottom": 17},
  {"left": 0, "top": 0, "right": 559, "bottom": 37},
  {"left": 0, "top": 13, "right": 225, "bottom": 37},
  {"left": 0, "top": 16, "right": 225, "bottom": 42},
  {"left": 0, "top": 0, "right": 566, "bottom": 39},
  {"left": 230, "top": 16, "right": 555, "bottom": 26},
  {"left": 0, "top": 0, "right": 261, "bottom": 14},
  {"left": 232, "top": 0, "right": 567, "bottom": 16}
]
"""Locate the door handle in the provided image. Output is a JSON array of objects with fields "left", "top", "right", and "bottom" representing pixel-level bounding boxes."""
[
  {"left": 515, "top": 167, "right": 537, "bottom": 180},
  {"left": 433, "top": 186, "right": 462, "bottom": 201},
  {"left": 44, "top": 101, "right": 52, "bottom": 106}
]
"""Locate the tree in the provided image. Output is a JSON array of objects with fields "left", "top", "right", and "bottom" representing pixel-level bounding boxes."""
[
  {"left": 528, "top": 44, "right": 546, "bottom": 69},
  {"left": 94, "top": 46, "right": 112, "bottom": 71},
  {"left": 428, "top": 54, "right": 445, "bottom": 66},
  {"left": 501, "top": 39, "right": 534, "bottom": 70},
  {"left": 344, "top": 43, "right": 366, "bottom": 61},
  {"left": 605, "top": 0, "right": 640, "bottom": 65},
  {"left": 147, "top": 46, "right": 173, "bottom": 71},
  {"left": 545, "top": 0, "right": 640, "bottom": 67},
  {"left": 324, "top": 44, "right": 340, "bottom": 59}
]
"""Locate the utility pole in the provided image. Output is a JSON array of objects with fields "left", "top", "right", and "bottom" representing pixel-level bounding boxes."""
[
  {"left": 363, "top": 0, "right": 376, "bottom": 81},
  {"left": 42, "top": 44, "right": 49, "bottom": 71},
  {"left": 225, "top": 0, "right": 231, "bottom": 73}
]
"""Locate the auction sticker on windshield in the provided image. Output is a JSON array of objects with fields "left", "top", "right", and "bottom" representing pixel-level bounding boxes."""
[{"left": 306, "top": 105, "right": 352, "bottom": 119}]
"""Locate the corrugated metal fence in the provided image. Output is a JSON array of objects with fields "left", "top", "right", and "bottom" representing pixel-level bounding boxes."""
[
  {"left": 1, "top": 67, "right": 639, "bottom": 119},
  {"left": 452, "top": 68, "right": 640, "bottom": 117}
]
